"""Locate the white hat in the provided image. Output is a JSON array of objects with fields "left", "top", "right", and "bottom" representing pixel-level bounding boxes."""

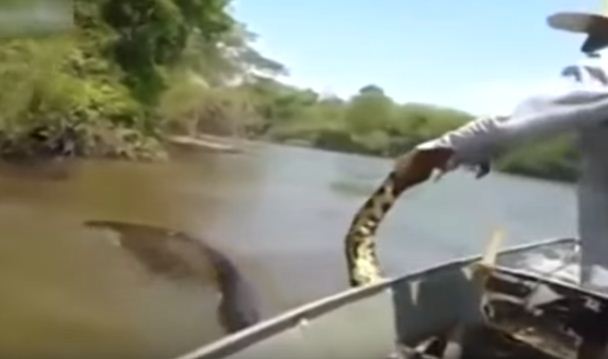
[{"left": 548, "top": 1, "right": 608, "bottom": 53}]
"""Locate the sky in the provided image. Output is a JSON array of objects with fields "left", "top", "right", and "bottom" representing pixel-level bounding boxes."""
[{"left": 232, "top": 0, "right": 599, "bottom": 115}]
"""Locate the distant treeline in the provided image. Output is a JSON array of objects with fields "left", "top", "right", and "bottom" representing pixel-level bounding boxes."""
[
  {"left": 0, "top": 1, "right": 579, "bottom": 182},
  {"left": 248, "top": 82, "right": 579, "bottom": 182}
]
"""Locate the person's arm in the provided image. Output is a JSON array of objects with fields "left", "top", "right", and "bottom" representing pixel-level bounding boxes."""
[{"left": 391, "top": 85, "right": 608, "bottom": 195}]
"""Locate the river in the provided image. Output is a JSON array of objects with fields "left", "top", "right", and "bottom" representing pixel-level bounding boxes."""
[{"left": 0, "top": 141, "right": 577, "bottom": 359}]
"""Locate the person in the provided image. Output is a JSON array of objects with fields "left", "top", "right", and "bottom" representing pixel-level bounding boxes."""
[{"left": 391, "top": 6, "right": 608, "bottom": 289}]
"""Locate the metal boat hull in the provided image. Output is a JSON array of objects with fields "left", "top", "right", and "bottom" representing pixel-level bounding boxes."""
[{"left": 174, "top": 238, "right": 608, "bottom": 359}]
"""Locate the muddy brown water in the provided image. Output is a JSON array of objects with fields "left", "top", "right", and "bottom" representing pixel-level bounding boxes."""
[{"left": 0, "top": 141, "right": 577, "bottom": 358}]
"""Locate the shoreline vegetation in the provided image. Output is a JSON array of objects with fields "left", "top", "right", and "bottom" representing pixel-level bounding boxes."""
[{"left": 0, "top": 1, "right": 579, "bottom": 183}]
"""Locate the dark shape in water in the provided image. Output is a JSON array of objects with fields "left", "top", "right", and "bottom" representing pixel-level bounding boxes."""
[{"left": 84, "top": 220, "right": 261, "bottom": 334}]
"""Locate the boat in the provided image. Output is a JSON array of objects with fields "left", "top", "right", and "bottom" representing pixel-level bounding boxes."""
[
  {"left": 171, "top": 166, "right": 608, "bottom": 359},
  {"left": 173, "top": 236, "right": 608, "bottom": 359}
]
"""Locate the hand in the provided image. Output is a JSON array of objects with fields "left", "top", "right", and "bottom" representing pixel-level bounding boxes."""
[{"left": 393, "top": 147, "right": 454, "bottom": 192}]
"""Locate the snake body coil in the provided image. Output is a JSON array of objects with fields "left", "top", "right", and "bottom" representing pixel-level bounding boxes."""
[{"left": 345, "top": 171, "right": 402, "bottom": 287}]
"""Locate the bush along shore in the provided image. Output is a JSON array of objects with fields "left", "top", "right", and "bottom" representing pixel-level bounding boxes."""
[
  {"left": 0, "top": 1, "right": 579, "bottom": 183},
  {"left": 255, "top": 84, "right": 580, "bottom": 183}
]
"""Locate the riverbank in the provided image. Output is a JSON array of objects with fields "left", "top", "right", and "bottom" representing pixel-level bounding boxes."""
[
  {"left": 0, "top": 121, "right": 578, "bottom": 185},
  {"left": 261, "top": 127, "right": 580, "bottom": 183}
]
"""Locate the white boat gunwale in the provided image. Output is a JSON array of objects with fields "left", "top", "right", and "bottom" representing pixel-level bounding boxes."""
[{"left": 174, "top": 237, "right": 577, "bottom": 359}]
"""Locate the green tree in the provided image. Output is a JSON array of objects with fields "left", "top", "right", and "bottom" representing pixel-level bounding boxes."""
[
  {"left": 344, "top": 85, "right": 394, "bottom": 135},
  {"left": 391, "top": 103, "right": 471, "bottom": 139}
]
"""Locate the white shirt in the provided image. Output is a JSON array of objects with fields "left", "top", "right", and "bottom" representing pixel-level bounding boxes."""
[
  {"left": 417, "top": 55, "right": 608, "bottom": 171},
  {"left": 416, "top": 51, "right": 608, "bottom": 281}
]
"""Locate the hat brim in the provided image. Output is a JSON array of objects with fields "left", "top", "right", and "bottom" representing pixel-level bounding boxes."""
[
  {"left": 548, "top": 12, "right": 608, "bottom": 34},
  {"left": 548, "top": 12, "right": 608, "bottom": 52}
]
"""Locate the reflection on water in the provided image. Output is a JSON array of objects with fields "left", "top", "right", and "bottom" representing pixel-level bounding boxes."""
[{"left": 0, "top": 142, "right": 577, "bottom": 358}]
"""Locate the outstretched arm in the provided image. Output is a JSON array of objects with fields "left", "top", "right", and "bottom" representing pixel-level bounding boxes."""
[
  {"left": 345, "top": 81, "right": 608, "bottom": 286},
  {"left": 392, "top": 84, "right": 608, "bottom": 193}
]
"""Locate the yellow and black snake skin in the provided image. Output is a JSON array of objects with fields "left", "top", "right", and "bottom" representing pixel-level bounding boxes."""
[
  {"left": 344, "top": 150, "right": 488, "bottom": 288},
  {"left": 344, "top": 170, "right": 402, "bottom": 287}
]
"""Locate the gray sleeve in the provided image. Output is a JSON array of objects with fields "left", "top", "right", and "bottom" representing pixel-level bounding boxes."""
[
  {"left": 484, "top": 57, "right": 608, "bottom": 152},
  {"left": 418, "top": 88, "right": 608, "bottom": 168},
  {"left": 496, "top": 89, "right": 608, "bottom": 146}
]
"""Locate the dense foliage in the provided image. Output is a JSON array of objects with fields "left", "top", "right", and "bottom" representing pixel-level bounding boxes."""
[
  {"left": 0, "top": 0, "right": 579, "bottom": 181},
  {"left": 257, "top": 83, "right": 580, "bottom": 182}
]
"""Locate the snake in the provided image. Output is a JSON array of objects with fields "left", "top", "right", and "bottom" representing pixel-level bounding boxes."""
[
  {"left": 84, "top": 220, "right": 261, "bottom": 333},
  {"left": 344, "top": 170, "right": 402, "bottom": 287},
  {"left": 344, "top": 148, "right": 487, "bottom": 287}
]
